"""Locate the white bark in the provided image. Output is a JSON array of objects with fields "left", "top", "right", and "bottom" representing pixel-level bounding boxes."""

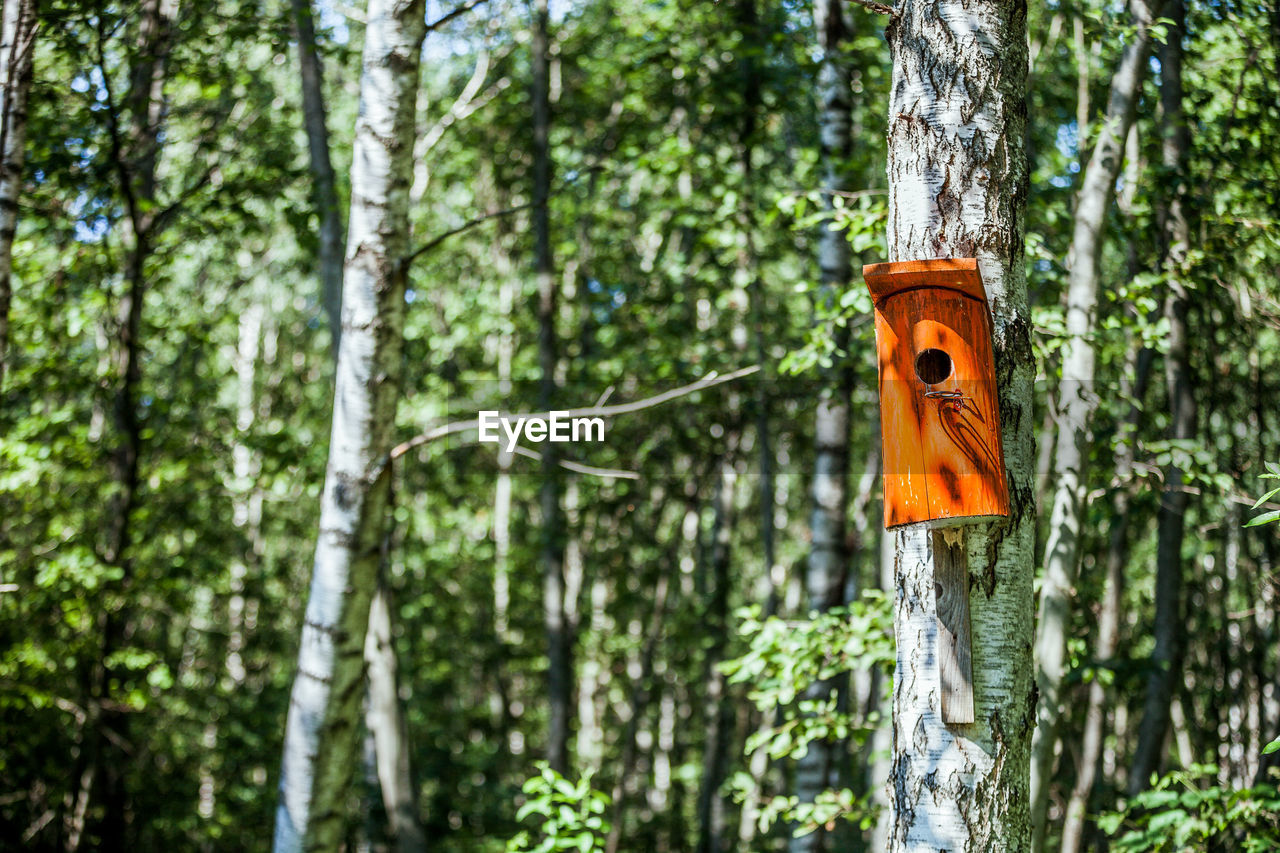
[
  {"left": 273, "top": 1, "right": 424, "bottom": 850},
  {"left": 883, "top": 1, "right": 1035, "bottom": 849},
  {"left": 364, "top": 583, "right": 426, "bottom": 853},
  {"left": 0, "top": 0, "right": 35, "bottom": 388},
  {"left": 1030, "top": 1, "right": 1159, "bottom": 841}
]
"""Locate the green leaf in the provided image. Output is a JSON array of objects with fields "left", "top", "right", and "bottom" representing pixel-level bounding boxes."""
[{"left": 1245, "top": 510, "right": 1280, "bottom": 528}]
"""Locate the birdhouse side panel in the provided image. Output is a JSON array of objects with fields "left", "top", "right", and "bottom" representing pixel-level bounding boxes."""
[{"left": 873, "top": 296, "right": 930, "bottom": 528}]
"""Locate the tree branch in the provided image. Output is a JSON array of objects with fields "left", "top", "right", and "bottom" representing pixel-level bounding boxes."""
[
  {"left": 389, "top": 365, "right": 760, "bottom": 459},
  {"left": 426, "top": 0, "right": 490, "bottom": 32},
  {"left": 404, "top": 203, "right": 531, "bottom": 265},
  {"left": 511, "top": 445, "right": 640, "bottom": 480},
  {"left": 845, "top": 0, "right": 894, "bottom": 15}
]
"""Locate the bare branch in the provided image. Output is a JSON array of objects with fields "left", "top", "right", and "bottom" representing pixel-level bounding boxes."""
[
  {"left": 426, "top": 0, "right": 490, "bottom": 32},
  {"left": 512, "top": 446, "right": 640, "bottom": 480},
  {"left": 404, "top": 202, "right": 532, "bottom": 265},
  {"left": 845, "top": 0, "right": 894, "bottom": 15},
  {"left": 390, "top": 365, "right": 761, "bottom": 460}
]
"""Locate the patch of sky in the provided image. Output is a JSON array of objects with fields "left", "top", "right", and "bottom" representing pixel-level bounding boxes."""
[
  {"left": 70, "top": 193, "right": 111, "bottom": 243},
  {"left": 316, "top": 0, "right": 349, "bottom": 45}
]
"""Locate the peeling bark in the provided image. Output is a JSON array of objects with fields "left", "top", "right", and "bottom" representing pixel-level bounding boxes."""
[
  {"left": 882, "top": 0, "right": 1036, "bottom": 848},
  {"left": 273, "top": 1, "right": 425, "bottom": 849}
]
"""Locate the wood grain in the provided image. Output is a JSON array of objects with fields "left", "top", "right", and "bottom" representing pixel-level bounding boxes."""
[{"left": 933, "top": 528, "right": 974, "bottom": 724}]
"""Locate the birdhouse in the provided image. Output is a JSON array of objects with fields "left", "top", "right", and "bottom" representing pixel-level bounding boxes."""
[{"left": 863, "top": 258, "right": 1009, "bottom": 530}]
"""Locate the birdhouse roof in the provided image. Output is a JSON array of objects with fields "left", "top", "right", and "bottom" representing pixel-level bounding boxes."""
[{"left": 862, "top": 258, "right": 987, "bottom": 306}]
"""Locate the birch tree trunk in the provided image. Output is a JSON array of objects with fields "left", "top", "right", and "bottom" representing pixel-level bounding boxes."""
[
  {"left": 295, "top": 1, "right": 420, "bottom": 838},
  {"left": 291, "top": 0, "right": 345, "bottom": 354},
  {"left": 882, "top": 1, "right": 1036, "bottom": 848},
  {"left": 1130, "top": 0, "right": 1194, "bottom": 792},
  {"left": 792, "top": 1, "right": 853, "bottom": 849},
  {"left": 273, "top": 1, "right": 424, "bottom": 849},
  {"left": 1029, "top": 0, "right": 1159, "bottom": 840},
  {"left": 0, "top": 0, "right": 35, "bottom": 389}
]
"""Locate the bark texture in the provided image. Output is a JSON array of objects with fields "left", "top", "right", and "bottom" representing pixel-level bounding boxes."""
[
  {"left": 291, "top": 0, "right": 345, "bottom": 354},
  {"left": 1029, "top": 0, "right": 1159, "bottom": 840},
  {"left": 273, "top": 1, "right": 424, "bottom": 849},
  {"left": 792, "top": 0, "right": 853, "bottom": 848},
  {"left": 1130, "top": 0, "right": 1194, "bottom": 793},
  {"left": 0, "top": 0, "right": 35, "bottom": 389},
  {"left": 883, "top": 1, "right": 1036, "bottom": 849}
]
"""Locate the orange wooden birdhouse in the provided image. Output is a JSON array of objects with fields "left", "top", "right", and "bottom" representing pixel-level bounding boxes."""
[{"left": 863, "top": 258, "right": 1009, "bottom": 529}]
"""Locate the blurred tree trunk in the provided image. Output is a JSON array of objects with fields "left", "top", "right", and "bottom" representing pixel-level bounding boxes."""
[
  {"left": 364, "top": 582, "right": 425, "bottom": 853},
  {"left": 0, "top": 0, "right": 35, "bottom": 389},
  {"left": 791, "top": 1, "right": 853, "bottom": 850},
  {"left": 290, "top": 0, "right": 344, "bottom": 354},
  {"left": 731, "top": 0, "right": 779, "bottom": 839},
  {"left": 69, "top": 3, "right": 176, "bottom": 848},
  {"left": 696, "top": 457, "right": 738, "bottom": 853},
  {"left": 1029, "top": 0, "right": 1160, "bottom": 841},
  {"left": 882, "top": 0, "right": 1035, "bottom": 849},
  {"left": 531, "top": 0, "right": 571, "bottom": 777},
  {"left": 605, "top": 495, "right": 689, "bottom": 853},
  {"left": 273, "top": 0, "right": 424, "bottom": 849},
  {"left": 1060, "top": 346, "right": 1153, "bottom": 853},
  {"left": 1130, "top": 0, "right": 1195, "bottom": 793}
]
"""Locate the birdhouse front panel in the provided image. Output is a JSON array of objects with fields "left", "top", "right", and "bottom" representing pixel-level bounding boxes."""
[{"left": 863, "top": 259, "right": 1009, "bottom": 529}]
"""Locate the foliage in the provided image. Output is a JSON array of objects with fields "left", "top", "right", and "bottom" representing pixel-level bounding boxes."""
[
  {"left": 505, "top": 764, "right": 611, "bottom": 853},
  {"left": 1244, "top": 461, "right": 1280, "bottom": 528},
  {"left": 1099, "top": 765, "right": 1280, "bottom": 852},
  {"left": 722, "top": 592, "right": 895, "bottom": 835}
]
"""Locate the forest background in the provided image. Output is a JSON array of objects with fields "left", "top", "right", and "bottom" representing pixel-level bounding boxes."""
[{"left": 1, "top": 0, "right": 1279, "bottom": 850}]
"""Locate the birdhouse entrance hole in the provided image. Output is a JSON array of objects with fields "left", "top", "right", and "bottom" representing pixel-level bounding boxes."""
[{"left": 914, "top": 348, "right": 953, "bottom": 385}]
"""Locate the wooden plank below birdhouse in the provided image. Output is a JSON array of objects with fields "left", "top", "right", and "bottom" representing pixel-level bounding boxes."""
[{"left": 933, "top": 528, "right": 974, "bottom": 724}]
